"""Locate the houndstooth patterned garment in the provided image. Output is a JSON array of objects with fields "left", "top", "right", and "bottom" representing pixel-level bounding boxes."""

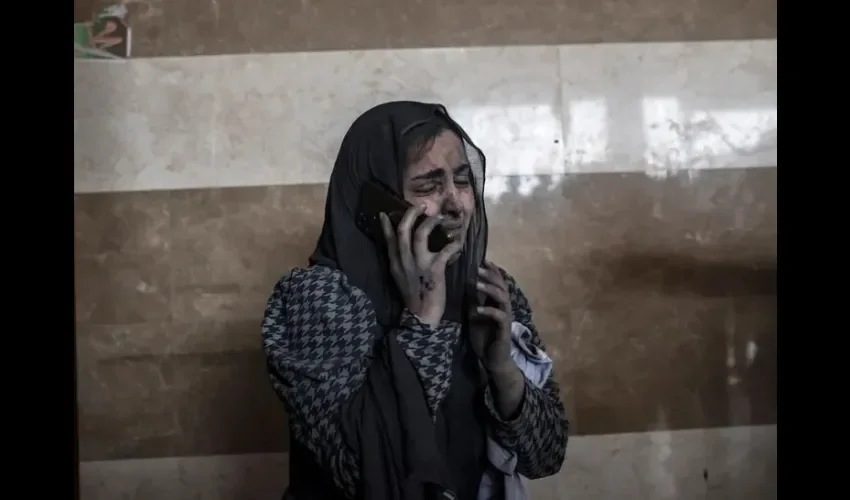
[{"left": 262, "top": 265, "right": 569, "bottom": 498}]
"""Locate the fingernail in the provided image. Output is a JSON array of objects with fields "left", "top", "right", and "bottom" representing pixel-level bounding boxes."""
[
  {"left": 478, "top": 267, "right": 485, "bottom": 274},
  {"left": 476, "top": 281, "right": 485, "bottom": 289},
  {"left": 476, "top": 306, "right": 485, "bottom": 313}
]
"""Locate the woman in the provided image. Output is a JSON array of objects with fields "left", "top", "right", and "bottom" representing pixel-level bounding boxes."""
[{"left": 262, "top": 101, "right": 569, "bottom": 500}]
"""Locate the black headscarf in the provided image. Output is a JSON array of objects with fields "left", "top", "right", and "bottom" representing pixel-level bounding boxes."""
[
  {"left": 309, "top": 101, "right": 490, "bottom": 500},
  {"left": 310, "top": 101, "right": 488, "bottom": 329}
]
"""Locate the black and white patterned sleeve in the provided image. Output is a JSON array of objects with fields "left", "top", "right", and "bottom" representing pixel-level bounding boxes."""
[
  {"left": 261, "top": 266, "right": 459, "bottom": 498},
  {"left": 482, "top": 269, "right": 570, "bottom": 479},
  {"left": 262, "top": 267, "right": 369, "bottom": 498},
  {"left": 394, "top": 312, "right": 461, "bottom": 416}
]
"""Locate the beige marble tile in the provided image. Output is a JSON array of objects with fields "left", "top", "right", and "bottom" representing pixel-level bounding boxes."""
[
  {"left": 74, "top": 40, "right": 776, "bottom": 193},
  {"left": 80, "top": 452, "right": 291, "bottom": 500},
  {"left": 702, "top": 425, "right": 777, "bottom": 499},
  {"left": 79, "top": 425, "right": 777, "bottom": 500},
  {"left": 75, "top": 45, "right": 563, "bottom": 193},
  {"left": 81, "top": 455, "right": 185, "bottom": 500},
  {"left": 74, "top": 58, "right": 220, "bottom": 193},
  {"left": 211, "top": 46, "right": 563, "bottom": 188},
  {"left": 559, "top": 40, "right": 777, "bottom": 175},
  {"left": 528, "top": 425, "right": 776, "bottom": 500}
]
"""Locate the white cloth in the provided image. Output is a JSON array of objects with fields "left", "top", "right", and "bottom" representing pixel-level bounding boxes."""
[{"left": 477, "top": 322, "right": 553, "bottom": 500}]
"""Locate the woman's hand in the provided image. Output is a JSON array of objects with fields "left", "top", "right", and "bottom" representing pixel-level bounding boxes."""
[
  {"left": 471, "top": 261, "right": 514, "bottom": 372},
  {"left": 472, "top": 261, "right": 527, "bottom": 419},
  {"left": 380, "top": 205, "right": 463, "bottom": 327}
]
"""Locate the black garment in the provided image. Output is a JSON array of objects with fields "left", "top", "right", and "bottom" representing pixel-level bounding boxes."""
[
  {"left": 342, "top": 333, "right": 453, "bottom": 500},
  {"left": 285, "top": 441, "right": 347, "bottom": 500},
  {"left": 293, "top": 101, "right": 490, "bottom": 500}
]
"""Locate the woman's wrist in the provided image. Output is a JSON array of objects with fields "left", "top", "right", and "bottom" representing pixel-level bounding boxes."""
[{"left": 487, "top": 362, "right": 526, "bottom": 420}]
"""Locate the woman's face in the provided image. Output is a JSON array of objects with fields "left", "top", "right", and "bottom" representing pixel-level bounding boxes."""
[{"left": 402, "top": 129, "right": 476, "bottom": 259}]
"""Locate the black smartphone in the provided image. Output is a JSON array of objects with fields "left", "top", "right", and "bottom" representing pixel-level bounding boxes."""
[{"left": 356, "top": 181, "right": 454, "bottom": 253}]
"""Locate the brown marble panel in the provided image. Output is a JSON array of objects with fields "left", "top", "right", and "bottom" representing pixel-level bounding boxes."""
[
  {"left": 74, "top": 191, "right": 172, "bottom": 255},
  {"left": 168, "top": 185, "right": 326, "bottom": 323},
  {"left": 73, "top": 166, "right": 776, "bottom": 459},
  {"left": 77, "top": 322, "right": 288, "bottom": 460},
  {"left": 74, "top": 192, "right": 173, "bottom": 325},
  {"left": 555, "top": 169, "right": 777, "bottom": 434},
  {"left": 74, "top": 0, "right": 776, "bottom": 58}
]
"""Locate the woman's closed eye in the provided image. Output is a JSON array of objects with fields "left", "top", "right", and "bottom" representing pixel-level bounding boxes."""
[
  {"left": 453, "top": 164, "right": 472, "bottom": 187},
  {"left": 413, "top": 184, "right": 438, "bottom": 196},
  {"left": 454, "top": 175, "right": 471, "bottom": 187}
]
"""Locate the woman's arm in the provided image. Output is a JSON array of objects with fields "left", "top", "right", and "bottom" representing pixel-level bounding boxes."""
[
  {"left": 262, "top": 266, "right": 458, "bottom": 498},
  {"left": 483, "top": 269, "right": 570, "bottom": 479}
]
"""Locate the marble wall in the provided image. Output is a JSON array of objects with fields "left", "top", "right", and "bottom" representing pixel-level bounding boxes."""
[{"left": 74, "top": 0, "right": 777, "bottom": 498}]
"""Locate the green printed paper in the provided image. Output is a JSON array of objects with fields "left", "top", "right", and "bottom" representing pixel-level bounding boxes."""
[{"left": 74, "top": 5, "right": 131, "bottom": 60}]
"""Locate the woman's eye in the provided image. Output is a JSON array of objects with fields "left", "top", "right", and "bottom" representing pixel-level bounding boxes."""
[
  {"left": 454, "top": 176, "right": 471, "bottom": 186},
  {"left": 414, "top": 186, "right": 437, "bottom": 196}
]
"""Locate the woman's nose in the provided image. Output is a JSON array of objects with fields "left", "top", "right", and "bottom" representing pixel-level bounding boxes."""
[{"left": 441, "top": 192, "right": 461, "bottom": 217}]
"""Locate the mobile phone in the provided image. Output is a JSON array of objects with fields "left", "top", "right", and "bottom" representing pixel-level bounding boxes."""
[{"left": 356, "top": 181, "right": 454, "bottom": 253}]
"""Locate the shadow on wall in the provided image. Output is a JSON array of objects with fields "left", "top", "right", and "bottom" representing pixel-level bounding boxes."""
[
  {"left": 571, "top": 249, "right": 776, "bottom": 433},
  {"left": 591, "top": 252, "right": 776, "bottom": 297}
]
